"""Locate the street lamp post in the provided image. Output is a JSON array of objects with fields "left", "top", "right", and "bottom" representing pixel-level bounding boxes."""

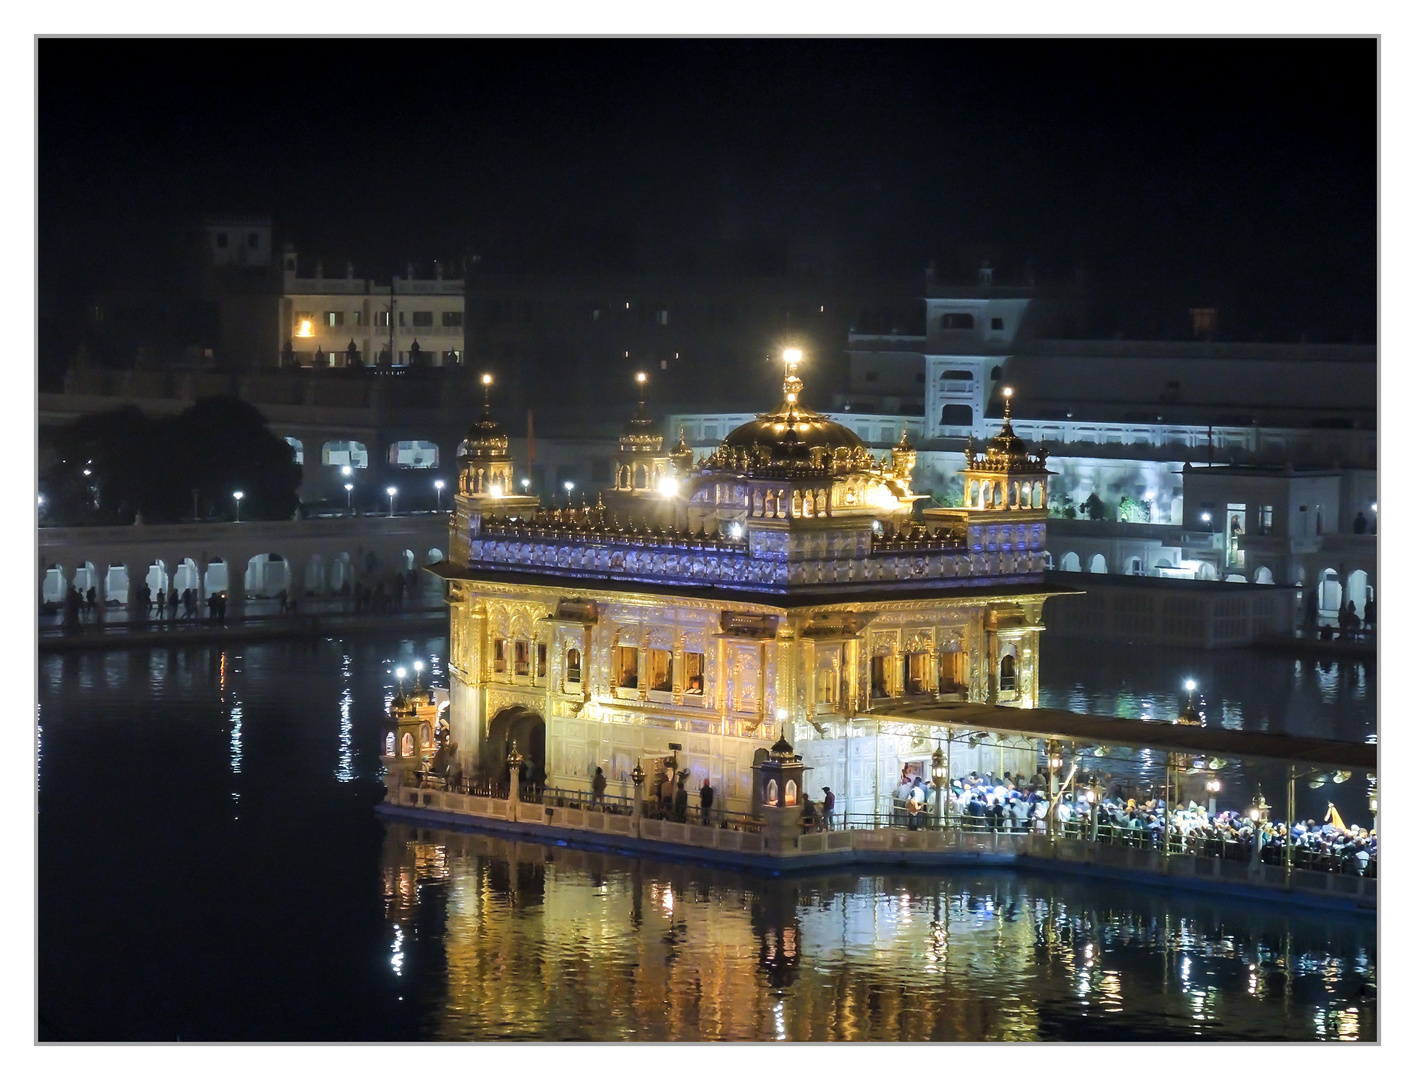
[
  {"left": 521, "top": 478, "right": 531, "bottom": 494},
  {"left": 563, "top": 480, "right": 574, "bottom": 504},
  {"left": 435, "top": 478, "right": 445, "bottom": 511},
  {"left": 1205, "top": 777, "right": 1221, "bottom": 817},
  {"left": 344, "top": 483, "right": 354, "bottom": 512},
  {"left": 386, "top": 486, "right": 398, "bottom": 517},
  {"left": 233, "top": 490, "right": 244, "bottom": 523}
]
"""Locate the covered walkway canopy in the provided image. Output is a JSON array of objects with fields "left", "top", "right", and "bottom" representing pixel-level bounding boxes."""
[{"left": 874, "top": 702, "right": 1376, "bottom": 772}]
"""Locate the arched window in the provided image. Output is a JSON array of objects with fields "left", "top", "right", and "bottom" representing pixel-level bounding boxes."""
[
  {"left": 785, "top": 779, "right": 798, "bottom": 806},
  {"left": 284, "top": 436, "right": 304, "bottom": 464},
  {"left": 999, "top": 653, "right": 1017, "bottom": 693},
  {"left": 566, "top": 648, "right": 581, "bottom": 683},
  {"left": 618, "top": 466, "right": 630, "bottom": 489},
  {"left": 816, "top": 489, "right": 828, "bottom": 516},
  {"left": 1021, "top": 482, "right": 1032, "bottom": 507},
  {"left": 634, "top": 464, "right": 648, "bottom": 489},
  {"left": 766, "top": 779, "right": 779, "bottom": 806},
  {"left": 322, "top": 440, "right": 369, "bottom": 468},
  {"left": 400, "top": 732, "right": 415, "bottom": 757},
  {"left": 420, "top": 723, "right": 432, "bottom": 749},
  {"left": 940, "top": 404, "right": 973, "bottom": 427},
  {"left": 791, "top": 490, "right": 803, "bottom": 517},
  {"left": 387, "top": 440, "right": 441, "bottom": 468},
  {"left": 753, "top": 489, "right": 764, "bottom": 516},
  {"left": 776, "top": 490, "right": 787, "bottom": 518},
  {"left": 764, "top": 490, "right": 776, "bottom": 517},
  {"left": 384, "top": 731, "right": 396, "bottom": 756},
  {"left": 802, "top": 491, "right": 815, "bottom": 517}
]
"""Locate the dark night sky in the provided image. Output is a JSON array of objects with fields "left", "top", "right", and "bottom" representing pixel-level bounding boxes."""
[{"left": 39, "top": 38, "right": 1375, "bottom": 347}]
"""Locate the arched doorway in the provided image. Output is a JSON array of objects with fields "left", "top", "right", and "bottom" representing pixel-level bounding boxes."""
[
  {"left": 1088, "top": 554, "right": 1108, "bottom": 574},
  {"left": 1346, "top": 570, "right": 1369, "bottom": 620},
  {"left": 1060, "top": 552, "right": 1081, "bottom": 572},
  {"left": 1254, "top": 566, "right": 1275, "bottom": 585},
  {"left": 304, "top": 553, "right": 325, "bottom": 596},
  {"left": 42, "top": 564, "right": 66, "bottom": 605},
  {"left": 486, "top": 706, "right": 547, "bottom": 786},
  {"left": 1318, "top": 568, "right": 1342, "bottom": 617}
]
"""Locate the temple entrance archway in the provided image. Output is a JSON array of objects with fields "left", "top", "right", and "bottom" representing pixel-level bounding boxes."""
[
  {"left": 486, "top": 706, "right": 546, "bottom": 785},
  {"left": 1346, "top": 570, "right": 1369, "bottom": 621}
]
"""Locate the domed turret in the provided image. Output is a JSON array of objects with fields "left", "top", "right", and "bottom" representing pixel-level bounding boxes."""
[
  {"left": 458, "top": 374, "right": 514, "bottom": 498},
  {"left": 669, "top": 428, "right": 695, "bottom": 476},
  {"left": 956, "top": 387, "right": 1050, "bottom": 513}
]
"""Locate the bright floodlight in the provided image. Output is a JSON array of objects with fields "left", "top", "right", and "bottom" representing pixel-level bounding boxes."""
[
  {"left": 1184, "top": 679, "right": 1196, "bottom": 692},
  {"left": 521, "top": 478, "right": 530, "bottom": 490},
  {"left": 564, "top": 481, "right": 574, "bottom": 493},
  {"left": 636, "top": 371, "right": 647, "bottom": 384},
  {"left": 1003, "top": 385, "right": 1014, "bottom": 398},
  {"left": 434, "top": 479, "right": 445, "bottom": 490},
  {"left": 1200, "top": 511, "right": 1211, "bottom": 522},
  {"left": 657, "top": 476, "right": 679, "bottom": 496},
  {"left": 783, "top": 347, "right": 802, "bottom": 364},
  {"left": 489, "top": 483, "right": 503, "bottom": 498},
  {"left": 233, "top": 491, "right": 244, "bottom": 500},
  {"left": 396, "top": 667, "right": 406, "bottom": 680},
  {"left": 342, "top": 465, "right": 352, "bottom": 477},
  {"left": 481, "top": 373, "right": 492, "bottom": 386},
  {"left": 1144, "top": 490, "right": 1155, "bottom": 501},
  {"left": 386, "top": 487, "right": 397, "bottom": 497},
  {"left": 729, "top": 522, "right": 743, "bottom": 539},
  {"left": 775, "top": 708, "right": 789, "bottom": 722},
  {"left": 344, "top": 483, "right": 353, "bottom": 492},
  {"left": 414, "top": 661, "right": 423, "bottom": 673},
  {"left": 37, "top": 495, "right": 44, "bottom": 505},
  {"left": 1371, "top": 502, "right": 1377, "bottom": 512}
]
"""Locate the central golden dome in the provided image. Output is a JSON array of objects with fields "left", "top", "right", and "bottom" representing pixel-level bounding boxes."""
[{"left": 720, "top": 353, "right": 865, "bottom": 458}]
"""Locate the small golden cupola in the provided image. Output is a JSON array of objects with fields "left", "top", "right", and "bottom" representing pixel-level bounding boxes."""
[
  {"left": 958, "top": 386, "right": 1050, "bottom": 515},
  {"left": 613, "top": 372, "right": 673, "bottom": 495},
  {"left": 458, "top": 374, "right": 515, "bottom": 499}
]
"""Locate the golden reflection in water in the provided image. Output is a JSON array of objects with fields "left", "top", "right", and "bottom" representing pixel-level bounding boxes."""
[{"left": 379, "top": 824, "right": 1375, "bottom": 1041}]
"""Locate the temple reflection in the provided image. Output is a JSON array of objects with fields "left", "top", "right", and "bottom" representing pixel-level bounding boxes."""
[{"left": 377, "top": 824, "right": 1374, "bottom": 1041}]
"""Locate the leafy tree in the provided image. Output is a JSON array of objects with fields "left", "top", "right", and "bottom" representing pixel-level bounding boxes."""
[
  {"left": 1117, "top": 495, "right": 1152, "bottom": 523},
  {"left": 936, "top": 475, "right": 965, "bottom": 508},
  {"left": 39, "top": 395, "right": 299, "bottom": 524},
  {"left": 1048, "top": 491, "right": 1077, "bottom": 519},
  {"left": 1080, "top": 492, "right": 1109, "bottom": 521}
]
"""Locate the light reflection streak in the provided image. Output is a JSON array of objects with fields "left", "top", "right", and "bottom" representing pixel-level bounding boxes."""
[
  {"left": 336, "top": 685, "right": 354, "bottom": 783},
  {"left": 391, "top": 924, "right": 405, "bottom": 976}
]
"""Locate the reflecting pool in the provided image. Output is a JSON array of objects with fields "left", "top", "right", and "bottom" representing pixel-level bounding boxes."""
[{"left": 36, "top": 633, "right": 1376, "bottom": 1041}]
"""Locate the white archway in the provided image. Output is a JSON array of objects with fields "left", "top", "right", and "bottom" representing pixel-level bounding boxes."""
[
  {"left": 1060, "top": 551, "right": 1081, "bottom": 573},
  {"left": 203, "top": 558, "right": 229, "bottom": 597},
  {"left": 72, "top": 561, "right": 99, "bottom": 596},
  {"left": 143, "top": 559, "right": 170, "bottom": 598},
  {"left": 42, "top": 564, "right": 66, "bottom": 604},
  {"left": 1196, "top": 562, "right": 1218, "bottom": 581},
  {"left": 1346, "top": 570, "right": 1369, "bottom": 620},
  {"left": 171, "top": 558, "right": 201, "bottom": 597},
  {"left": 1089, "top": 554, "right": 1108, "bottom": 574},
  {"left": 105, "top": 563, "right": 130, "bottom": 605},
  {"left": 1254, "top": 566, "right": 1275, "bottom": 585},
  {"left": 304, "top": 553, "right": 325, "bottom": 595},
  {"left": 245, "top": 553, "right": 290, "bottom": 597},
  {"left": 1318, "top": 568, "right": 1342, "bottom": 616}
]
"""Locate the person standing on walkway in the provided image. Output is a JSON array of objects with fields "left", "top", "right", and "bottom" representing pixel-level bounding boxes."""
[
  {"left": 821, "top": 786, "right": 835, "bottom": 830},
  {"left": 155, "top": 588, "right": 165, "bottom": 619},
  {"left": 700, "top": 779, "right": 715, "bottom": 826},
  {"left": 167, "top": 585, "right": 179, "bottom": 622},
  {"left": 591, "top": 766, "right": 607, "bottom": 808}
]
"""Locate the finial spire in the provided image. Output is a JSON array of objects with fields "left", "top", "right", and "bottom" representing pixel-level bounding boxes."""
[
  {"left": 635, "top": 370, "right": 647, "bottom": 410},
  {"left": 481, "top": 372, "right": 493, "bottom": 409},
  {"left": 1002, "top": 385, "right": 1014, "bottom": 424},
  {"left": 782, "top": 348, "right": 804, "bottom": 410}
]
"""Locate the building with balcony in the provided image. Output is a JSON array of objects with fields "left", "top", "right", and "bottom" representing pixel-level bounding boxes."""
[{"left": 279, "top": 252, "right": 464, "bottom": 369}]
